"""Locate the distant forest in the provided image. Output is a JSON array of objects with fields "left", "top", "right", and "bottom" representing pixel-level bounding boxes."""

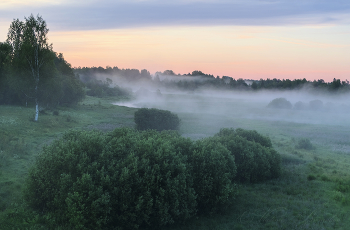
[{"left": 75, "top": 66, "right": 350, "bottom": 93}]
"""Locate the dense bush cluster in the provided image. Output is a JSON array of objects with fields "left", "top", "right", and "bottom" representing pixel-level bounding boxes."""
[
  {"left": 25, "top": 127, "right": 280, "bottom": 229},
  {"left": 215, "top": 128, "right": 280, "bottom": 183},
  {"left": 134, "top": 108, "right": 180, "bottom": 131},
  {"left": 267, "top": 98, "right": 292, "bottom": 109}
]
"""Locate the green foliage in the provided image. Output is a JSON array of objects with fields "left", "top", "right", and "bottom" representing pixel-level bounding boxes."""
[
  {"left": 335, "top": 179, "right": 350, "bottom": 193},
  {"left": 105, "top": 129, "right": 197, "bottom": 228},
  {"left": 24, "top": 127, "right": 281, "bottom": 229},
  {"left": 296, "top": 138, "right": 314, "bottom": 150},
  {"left": 24, "top": 130, "right": 108, "bottom": 229},
  {"left": 267, "top": 98, "right": 292, "bottom": 109},
  {"left": 25, "top": 129, "right": 197, "bottom": 229},
  {"left": 234, "top": 128, "right": 272, "bottom": 148},
  {"left": 215, "top": 128, "right": 281, "bottom": 183},
  {"left": 134, "top": 108, "right": 180, "bottom": 131},
  {"left": 54, "top": 53, "right": 85, "bottom": 106},
  {"left": 0, "top": 42, "right": 12, "bottom": 103},
  {"left": 188, "top": 138, "right": 237, "bottom": 213},
  {"left": 1, "top": 15, "right": 85, "bottom": 111}
]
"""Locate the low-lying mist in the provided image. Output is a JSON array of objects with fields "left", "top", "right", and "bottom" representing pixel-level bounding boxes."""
[
  {"left": 78, "top": 69, "right": 350, "bottom": 132},
  {"left": 114, "top": 86, "right": 350, "bottom": 127}
]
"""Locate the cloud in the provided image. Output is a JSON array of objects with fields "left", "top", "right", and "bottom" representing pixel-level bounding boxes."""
[{"left": 0, "top": 0, "right": 349, "bottom": 31}]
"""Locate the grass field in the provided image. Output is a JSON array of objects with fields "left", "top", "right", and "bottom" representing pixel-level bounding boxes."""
[{"left": 1, "top": 93, "right": 350, "bottom": 229}]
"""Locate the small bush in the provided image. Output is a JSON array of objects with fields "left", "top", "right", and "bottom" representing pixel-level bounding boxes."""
[
  {"left": 296, "top": 138, "right": 314, "bottom": 150},
  {"left": 134, "top": 108, "right": 180, "bottom": 131},
  {"left": 53, "top": 110, "right": 59, "bottom": 116},
  {"left": 267, "top": 98, "right": 292, "bottom": 109}
]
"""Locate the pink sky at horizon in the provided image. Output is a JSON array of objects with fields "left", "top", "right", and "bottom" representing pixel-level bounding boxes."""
[
  {"left": 46, "top": 25, "right": 349, "bottom": 82},
  {"left": 1, "top": 21, "right": 349, "bottom": 82}
]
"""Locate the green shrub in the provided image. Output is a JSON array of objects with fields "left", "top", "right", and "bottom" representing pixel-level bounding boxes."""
[
  {"left": 267, "top": 98, "right": 292, "bottom": 109},
  {"left": 25, "top": 129, "right": 197, "bottom": 229},
  {"left": 134, "top": 108, "right": 180, "bottom": 131},
  {"left": 105, "top": 129, "right": 197, "bottom": 228},
  {"left": 24, "top": 130, "right": 108, "bottom": 229},
  {"left": 234, "top": 128, "right": 272, "bottom": 148},
  {"left": 215, "top": 128, "right": 281, "bottom": 183},
  {"left": 296, "top": 138, "right": 314, "bottom": 150},
  {"left": 188, "top": 138, "right": 237, "bottom": 213}
]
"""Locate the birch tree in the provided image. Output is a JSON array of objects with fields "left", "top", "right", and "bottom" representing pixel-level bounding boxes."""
[{"left": 7, "top": 14, "right": 54, "bottom": 121}]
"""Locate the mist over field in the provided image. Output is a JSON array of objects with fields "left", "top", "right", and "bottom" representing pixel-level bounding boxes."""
[{"left": 113, "top": 82, "right": 350, "bottom": 126}]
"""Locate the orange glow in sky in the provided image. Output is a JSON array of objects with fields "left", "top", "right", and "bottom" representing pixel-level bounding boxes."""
[{"left": 48, "top": 25, "right": 350, "bottom": 82}]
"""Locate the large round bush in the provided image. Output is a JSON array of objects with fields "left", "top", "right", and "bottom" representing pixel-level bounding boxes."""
[
  {"left": 134, "top": 108, "right": 180, "bottom": 131},
  {"left": 25, "top": 129, "right": 196, "bottom": 230}
]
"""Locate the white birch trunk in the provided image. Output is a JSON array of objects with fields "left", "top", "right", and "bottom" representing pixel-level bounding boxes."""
[
  {"left": 28, "top": 28, "right": 43, "bottom": 122},
  {"left": 35, "top": 97, "right": 39, "bottom": 121}
]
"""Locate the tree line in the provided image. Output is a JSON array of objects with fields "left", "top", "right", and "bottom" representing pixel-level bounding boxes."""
[{"left": 76, "top": 67, "right": 350, "bottom": 93}]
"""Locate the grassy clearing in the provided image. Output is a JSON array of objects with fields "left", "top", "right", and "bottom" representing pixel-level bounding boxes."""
[{"left": 1, "top": 95, "right": 350, "bottom": 229}]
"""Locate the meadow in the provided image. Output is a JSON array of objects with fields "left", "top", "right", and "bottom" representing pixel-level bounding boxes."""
[{"left": 1, "top": 91, "right": 350, "bottom": 229}]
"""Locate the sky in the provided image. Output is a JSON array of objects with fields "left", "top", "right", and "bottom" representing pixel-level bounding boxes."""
[{"left": 1, "top": 0, "right": 350, "bottom": 81}]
